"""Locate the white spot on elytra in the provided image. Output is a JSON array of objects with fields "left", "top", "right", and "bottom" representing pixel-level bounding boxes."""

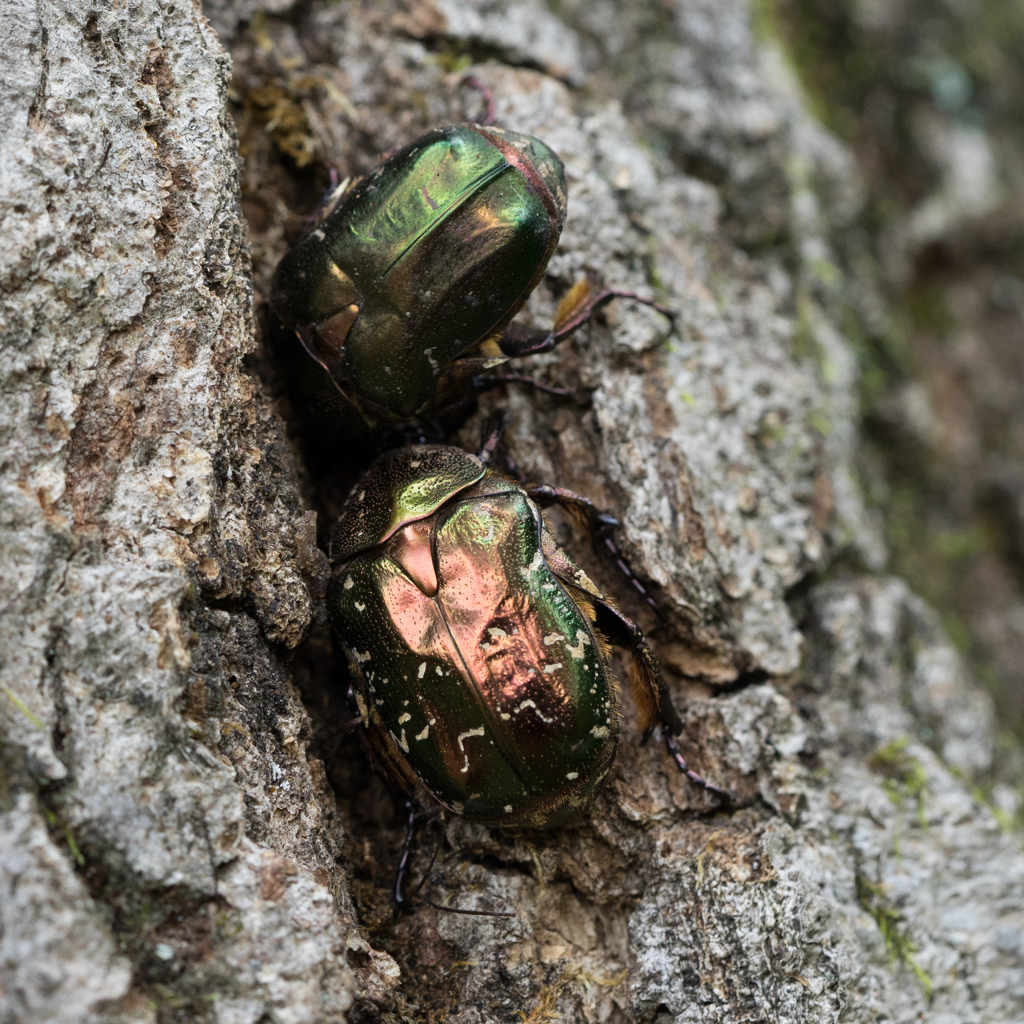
[
  {"left": 543, "top": 663, "right": 563, "bottom": 674},
  {"left": 520, "top": 550, "right": 544, "bottom": 581},
  {"left": 416, "top": 724, "right": 430, "bottom": 741},
  {"left": 343, "top": 576, "right": 354, "bottom": 590},
  {"left": 457, "top": 727, "right": 485, "bottom": 751},
  {"left": 566, "top": 772, "right": 579, "bottom": 780},
  {"left": 487, "top": 627, "right": 507, "bottom": 638},
  {"left": 543, "top": 633, "right": 564, "bottom": 646},
  {"left": 435, "top": 665, "right": 443, "bottom": 676},
  {"left": 591, "top": 725, "right": 609, "bottom": 739},
  {"left": 514, "top": 699, "right": 554, "bottom": 724},
  {"left": 355, "top": 601, "right": 365, "bottom": 612},
  {"left": 418, "top": 662, "right": 427, "bottom": 679},
  {"left": 504, "top": 805, "right": 513, "bottom": 814},
  {"left": 353, "top": 650, "right": 371, "bottom": 663},
  {"left": 410, "top": 459, "right": 421, "bottom": 468},
  {"left": 566, "top": 630, "right": 591, "bottom": 659},
  {"left": 391, "top": 729, "right": 409, "bottom": 753},
  {"left": 398, "top": 712, "right": 411, "bottom": 724}
]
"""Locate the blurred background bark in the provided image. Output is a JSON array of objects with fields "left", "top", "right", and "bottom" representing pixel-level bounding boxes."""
[{"left": 2, "top": 1, "right": 1024, "bottom": 1022}]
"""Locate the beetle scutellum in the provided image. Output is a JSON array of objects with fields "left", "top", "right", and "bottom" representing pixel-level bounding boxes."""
[
  {"left": 327, "top": 443, "right": 727, "bottom": 852},
  {"left": 270, "top": 123, "right": 671, "bottom": 440}
]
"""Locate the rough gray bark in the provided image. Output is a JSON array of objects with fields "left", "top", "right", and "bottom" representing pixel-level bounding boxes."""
[{"left": 1, "top": 1, "right": 1021, "bottom": 1023}]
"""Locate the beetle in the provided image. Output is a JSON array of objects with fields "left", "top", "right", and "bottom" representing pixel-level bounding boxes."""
[
  {"left": 327, "top": 441, "right": 727, "bottom": 844},
  {"left": 270, "top": 123, "right": 670, "bottom": 439}
]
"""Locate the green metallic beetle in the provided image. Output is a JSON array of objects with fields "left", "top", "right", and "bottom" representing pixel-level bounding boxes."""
[
  {"left": 270, "top": 123, "right": 670, "bottom": 437},
  {"left": 327, "top": 443, "right": 725, "bottom": 831}
]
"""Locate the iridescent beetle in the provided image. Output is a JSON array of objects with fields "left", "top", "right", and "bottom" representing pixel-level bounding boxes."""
[
  {"left": 328, "top": 441, "right": 728, "bottom": 909},
  {"left": 270, "top": 123, "right": 670, "bottom": 439}
]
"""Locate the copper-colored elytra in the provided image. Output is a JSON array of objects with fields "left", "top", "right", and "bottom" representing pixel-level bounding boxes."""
[{"left": 435, "top": 496, "right": 583, "bottom": 748}]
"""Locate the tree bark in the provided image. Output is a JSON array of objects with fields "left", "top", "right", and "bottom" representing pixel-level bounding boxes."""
[{"left": 1, "top": 1, "right": 1021, "bottom": 1023}]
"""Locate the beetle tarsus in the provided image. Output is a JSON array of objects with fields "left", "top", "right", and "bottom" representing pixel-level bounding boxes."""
[
  {"left": 420, "top": 895, "right": 515, "bottom": 919},
  {"left": 664, "top": 732, "right": 733, "bottom": 808},
  {"left": 474, "top": 373, "right": 573, "bottom": 398}
]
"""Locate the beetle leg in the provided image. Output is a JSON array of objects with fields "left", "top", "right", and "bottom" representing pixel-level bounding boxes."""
[
  {"left": 589, "top": 600, "right": 732, "bottom": 807},
  {"left": 460, "top": 73, "right": 497, "bottom": 126},
  {"left": 394, "top": 799, "right": 418, "bottom": 912},
  {"left": 498, "top": 279, "right": 675, "bottom": 358},
  {"left": 589, "top": 600, "right": 678, "bottom": 736},
  {"left": 526, "top": 484, "right": 660, "bottom": 614},
  {"left": 663, "top": 732, "right": 733, "bottom": 807},
  {"left": 395, "top": 803, "right": 515, "bottom": 918},
  {"left": 473, "top": 373, "right": 573, "bottom": 398}
]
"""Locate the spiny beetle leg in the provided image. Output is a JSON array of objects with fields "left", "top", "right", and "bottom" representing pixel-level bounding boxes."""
[
  {"left": 590, "top": 598, "right": 732, "bottom": 806},
  {"left": 663, "top": 733, "right": 733, "bottom": 808},
  {"left": 592, "top": 600, "right": 680, "bottom": 735},
  {"left": 527, "top": 484, "right": 660, "bottom": 615},
  {"left": 394, "top": 799, "right": 515, "bottom": 919},
  {"left": 417, "top": 369, "right": 568, "bottom": 442},
  {"left": 473, "top": 373, "right": 573, "bottom": 398},
  {"left": 498, "top": 284, "right": 675, "bottom": 359}
]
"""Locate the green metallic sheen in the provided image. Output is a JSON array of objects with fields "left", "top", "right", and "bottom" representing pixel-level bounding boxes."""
[
  {"left": 328, "top": 446, "right": 619, "bottom": 828},
  {"left": 332, "top": 446, "right": 485, "bottom": 563},
  {"left": 270, "top": 124, "right": 567, "bottom": 424}
]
